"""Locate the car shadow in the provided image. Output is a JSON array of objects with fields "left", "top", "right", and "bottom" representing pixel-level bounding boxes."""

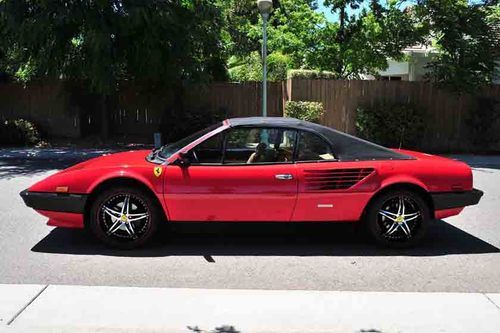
[
  {"left": 0, "top": 148, "right": 125, "bottom": 179},
  {"left": 31, "top": 220, "right": 500, "bottom": 258},
  {"left": 446, "top": 155, "right": 500, "bottom": 170}
]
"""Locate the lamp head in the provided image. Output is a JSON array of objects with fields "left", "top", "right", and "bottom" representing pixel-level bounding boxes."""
[{"left": 257, "top": 0, "right": 273, "bottom": 15}]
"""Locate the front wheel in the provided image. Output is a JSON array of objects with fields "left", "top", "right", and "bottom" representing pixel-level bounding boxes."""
[
  {"left": 364, "top": 190, "right": 431, "bottom": 248},
  {"left": 89, "top": 186, "right": 161, "bottom": 249}
]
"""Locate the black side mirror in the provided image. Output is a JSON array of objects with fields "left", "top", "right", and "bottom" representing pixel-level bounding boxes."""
[{"left": 175, "top": 152, "right": 191, "bottom": 167}]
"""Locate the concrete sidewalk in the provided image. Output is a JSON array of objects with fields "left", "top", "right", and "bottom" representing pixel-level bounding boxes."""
[{"left": 1, "top": 285, "right": 500, "bottom": 333}]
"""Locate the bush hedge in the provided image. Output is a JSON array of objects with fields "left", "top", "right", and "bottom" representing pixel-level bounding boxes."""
[
  {"left": 467, "top": 97, "right": 500, "bottom": 147},
  {"left": 287, "top": 69, "right": 337, "bottom": 80},
  {"left": 284, "top": 101, "right": 324, "bottom": 123},
  {"left": 355, "top": 102, "right": 425, "bottom": 148},
  {"left": 0, "top": 118, "right": 42, "bottom": 146}
]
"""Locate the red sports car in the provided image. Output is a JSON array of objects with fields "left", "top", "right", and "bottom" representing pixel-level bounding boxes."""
[{"left": 21, "top": 117, "right": 482, "bottom": 249}]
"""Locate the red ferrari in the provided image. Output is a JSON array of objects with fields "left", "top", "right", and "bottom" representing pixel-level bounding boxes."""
[{"left": 21, "top": 117, "right": 482, "bottom": 249}]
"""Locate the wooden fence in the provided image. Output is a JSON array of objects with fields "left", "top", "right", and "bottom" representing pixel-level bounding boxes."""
[
  {"left": 0, "top": 79, "right": 499, "bottom": 151},
  {"left": 287, "top": 79, "right": 500, "bottom": 151},
  {"left": 110, "top": 81, "right": 284, "bottom": 136},
  {"left": 0, "top": 81, "right": 80, "bottom": 138}
]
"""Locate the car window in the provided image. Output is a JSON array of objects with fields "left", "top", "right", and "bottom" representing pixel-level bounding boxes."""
[
  {"left": 187, "top": 132, "right": 224, "bottom": 164},
  {"left": 296, "top": 131, "right": 335, "bottom": 161},
  {"left": 224, "top": 127, "right": 296, "bottom": 164},
  {"left": 159, "top": 122, "right": 222, "bottom": 159}
]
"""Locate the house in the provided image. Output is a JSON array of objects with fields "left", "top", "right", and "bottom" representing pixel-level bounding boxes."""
[{"left": 375, "top": 44, "right": 437, "bottom": 81}]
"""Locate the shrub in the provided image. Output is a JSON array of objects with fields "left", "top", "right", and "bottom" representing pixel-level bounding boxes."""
[
  {"left": 287, "top": 69, "right": 337, "bottom": 80},
  {"left": 467, "top": 97, "right": 500, "bottom": 147},
  {"left": 0, "top": 118, "right": 42, "bottom": 146},
  {"left": 284, "top": 101, "right": 324, "bottom": 123},
  {"left": 355, "top": 102, "right": 425, "bottom": 148}
]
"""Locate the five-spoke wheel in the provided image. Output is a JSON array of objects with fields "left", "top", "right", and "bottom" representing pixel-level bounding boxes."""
[
  {"left": 89, "top": 186, "right": 161, "bottom": 249},
  {"left": 364, "top": 190, "right": 430, "bottom": 248}
]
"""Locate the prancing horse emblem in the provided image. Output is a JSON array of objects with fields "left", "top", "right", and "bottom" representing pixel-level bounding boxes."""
[{"left": 153, "top": 166, "right": 162, "bottom": 178}]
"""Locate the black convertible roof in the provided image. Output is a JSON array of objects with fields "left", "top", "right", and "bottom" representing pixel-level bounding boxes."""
[{"left": 227, "top": 117, "right": 412, "bottom": 161}]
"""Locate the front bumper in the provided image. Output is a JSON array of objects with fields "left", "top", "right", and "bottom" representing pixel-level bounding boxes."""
[
  {"left": 431, "top": 188, "right": 483, "bottom": 210},
  {"left": 20, "top": 190, "right": 88, "bottom": 214}
]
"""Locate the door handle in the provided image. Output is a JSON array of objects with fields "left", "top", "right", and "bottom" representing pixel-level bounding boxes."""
[{"left": 275, "top": 174, "right": 293, "bottom": 180}]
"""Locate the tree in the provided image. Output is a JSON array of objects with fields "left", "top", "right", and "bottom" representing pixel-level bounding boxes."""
[
  {"left": 220, "top": 0, "right": 325, "bottom": 81},
  {"left": 315, "top": 0, "right": 424, "bottom": 78},
  {"left": 416, "top": 0, "right": 497, "bottom": 92},
  {"left": 0, "top": 0, "right": 226, "bottom": 138},
  {"left": 222, "top": 0, "right": 424, "bottom": 80}
]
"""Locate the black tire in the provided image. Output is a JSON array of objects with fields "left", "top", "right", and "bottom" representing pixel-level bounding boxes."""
[
  {"left": 88, "top": 186, "right": 161, "bottom": 249},
  {"left": 364, "top": 189, "right": 430, "bottom": 248}
]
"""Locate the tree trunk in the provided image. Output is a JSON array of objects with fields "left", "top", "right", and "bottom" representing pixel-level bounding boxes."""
[{"left": 336, "top": 5, "right": 346, "bottom": 75}]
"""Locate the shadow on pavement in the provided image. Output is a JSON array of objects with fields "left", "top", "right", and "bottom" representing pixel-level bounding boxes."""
[
  {"left": 31, "top": 220, "right": 500, "bottom": 258},
  {"left": 0, "top": 148, "right": 124, "bottom": 179},
  {"left": 446, "top": 155, "right": 500, "bottom": 170},
  {"left": 0, "top": 157, "right": 88, "bottom": 179}
]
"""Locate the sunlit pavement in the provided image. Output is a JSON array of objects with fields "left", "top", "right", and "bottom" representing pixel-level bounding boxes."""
[
  {"left": 1, "top": 284, "right": 499, "bottom": 333},
  {"left": 1, "top": 151, "right": 500, "bottom": 331}
]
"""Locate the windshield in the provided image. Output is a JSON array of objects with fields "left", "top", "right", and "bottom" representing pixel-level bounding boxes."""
[{"left": 158, "top": 122, "right": 222, "bottom": 159}]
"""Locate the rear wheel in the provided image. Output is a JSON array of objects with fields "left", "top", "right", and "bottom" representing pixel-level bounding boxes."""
[
  {"left": 364, "top": 190, "right": 430, "bottom": 248},
  {"left": 89, "top": 186, "right": 161, "bottom": 249}
]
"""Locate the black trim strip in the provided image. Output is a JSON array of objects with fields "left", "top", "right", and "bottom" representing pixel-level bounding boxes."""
[
  {"left": 20, "top": 190, "right": 87, "bottom": 213},
  {"left": 431, "top": 188, "right": 483, "bottom": 210}
]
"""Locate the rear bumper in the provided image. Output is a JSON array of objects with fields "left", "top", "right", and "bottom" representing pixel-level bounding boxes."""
[
  {"left": 20, "top": 189, "right": 87, "bottom": 214},
  {"left": 431, "top": 188, "right": 483, "bottom": 210}
]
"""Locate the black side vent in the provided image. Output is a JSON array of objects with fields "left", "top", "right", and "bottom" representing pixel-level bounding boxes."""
[{"left": 304, "top": 168, "right": 374, "bottom": 191}]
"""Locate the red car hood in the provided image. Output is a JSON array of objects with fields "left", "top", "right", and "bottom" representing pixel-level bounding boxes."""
[{"left": 63, "top": 150, "right": 152, "bottom": 171}]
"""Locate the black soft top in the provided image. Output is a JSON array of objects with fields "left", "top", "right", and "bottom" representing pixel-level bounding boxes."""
[{"left": 227, "top": 117, "right": 412, "bottom": 161}]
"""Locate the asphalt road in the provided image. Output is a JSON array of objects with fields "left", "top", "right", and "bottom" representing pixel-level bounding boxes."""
[{"left": 0, "top": 150, "right": 499, "bottom": 292}]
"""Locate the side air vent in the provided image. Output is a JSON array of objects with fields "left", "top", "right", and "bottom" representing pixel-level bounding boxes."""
[{"left": 303, "top": 168, "right": 374, "bottom": 191}]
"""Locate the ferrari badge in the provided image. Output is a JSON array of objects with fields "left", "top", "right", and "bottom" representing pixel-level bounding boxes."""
[{"left": 153, "top": 166, "right": 163, "bottom": 178}]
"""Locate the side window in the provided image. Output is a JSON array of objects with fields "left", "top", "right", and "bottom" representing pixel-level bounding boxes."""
[
  {"left": 224, "top": 127, "right": 296, "bottom": 164},
  {"left": 296, "top": 131, "right": 335, "bottom": 161},
  {"left": 188, "top": 132, "right": 224, "bottom": 164}
]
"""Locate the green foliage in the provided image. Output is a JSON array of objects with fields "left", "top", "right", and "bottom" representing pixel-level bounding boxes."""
[
  {"left": 219, "top": 0, "right": 325, "bottom": 65},
  {"left": 0, "top": 0, "right": 226, "bottom": 93},
  {"left": 311, "top": 0, "right": 425, "bottom": 78},
  {"left": 0, "top": 119, "right": 41, "bottom": 146},
  {"left": 355, "top": 102, "right": 425, "bottom": 148},
  {"left": 417, "top": 0, "right": 497, "bottom": 93},
  {"left": 284, "top": 101, "right": 325, "bottom": 123},
  {"left": 228, "top": 51, "right": 292, "bottom": 82},
  {"left": 467, "top": 97, "right": 500, "bottom": 147},
  {"left": 228, "top": 53, "right": 262, "bottom": 82},
  {"left": 287, "top": 69, "right": 337, "bottom": 80}
]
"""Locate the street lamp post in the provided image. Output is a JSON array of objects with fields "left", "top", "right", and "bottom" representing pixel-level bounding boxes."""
[{"left": 257, "top": 0, "right": 273, "bottom": 117}]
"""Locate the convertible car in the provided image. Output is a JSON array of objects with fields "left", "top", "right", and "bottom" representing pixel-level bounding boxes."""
[{"left": 21, "top": 117, "right": 482, "bottom": 249}]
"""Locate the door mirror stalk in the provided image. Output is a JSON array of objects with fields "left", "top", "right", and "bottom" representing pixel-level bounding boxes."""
[{"left": 175, "top": 152, "right": 191, "bottom": 168}]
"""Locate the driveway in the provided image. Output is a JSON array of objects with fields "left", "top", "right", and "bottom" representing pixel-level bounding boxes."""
[{"left": 0, "top": 149, "right": 499, "bottom": 292}]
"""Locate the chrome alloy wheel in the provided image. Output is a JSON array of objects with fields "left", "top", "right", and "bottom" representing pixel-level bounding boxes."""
[
  {"left": 377, "top": 195, "right": 422, "bottom": 241},
  {"left": 98, "top": 193, "right": 150, "bottom": 240}
]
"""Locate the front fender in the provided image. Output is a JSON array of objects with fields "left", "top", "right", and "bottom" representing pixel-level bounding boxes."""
[{"left": 87, "top": 167, "right": 163, "bottom": 195}]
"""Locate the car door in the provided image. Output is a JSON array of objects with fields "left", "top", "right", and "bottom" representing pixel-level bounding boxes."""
[
  {"left": 164, "top": 127, "right": 298, "bottom": 221},
  {"left": 292, "top": 130, "right": 375, "bottom": 222}
]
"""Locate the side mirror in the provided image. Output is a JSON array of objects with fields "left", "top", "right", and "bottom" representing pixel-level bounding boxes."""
[{"left": 174, "top": 152, "right": 191, "bottom": 168}]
